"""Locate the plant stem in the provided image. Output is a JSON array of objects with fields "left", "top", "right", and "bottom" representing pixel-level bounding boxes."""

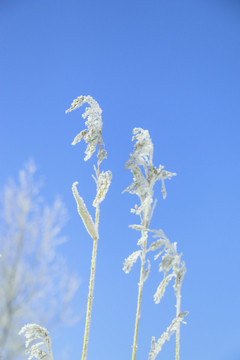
[
  {"left": 81, "top": 219, "right": 99, "bottom": 360},
  {"left": 81, "top": 157, "right": 101, "bottom": 360},
  {"left": 175, "top": 293, "right": 181, "bottom": 360},
  {"left": 131, "top": 231, "right": 147, "bottom": 360}
]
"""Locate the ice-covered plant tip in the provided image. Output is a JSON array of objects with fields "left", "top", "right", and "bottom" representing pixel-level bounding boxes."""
[
  {"left": 123, "top": 128, "right": 188, "bottom": 360},
  {"left": 66, "top": 95, "right": 112, "bottom": 360},
  {"left": 19, "top": 324, "right": 54, "bottom": 360}
]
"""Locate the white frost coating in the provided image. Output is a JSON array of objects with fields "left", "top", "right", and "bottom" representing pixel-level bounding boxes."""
[
  {"left": 148, "top": 240, "right": 165, "bottom": 252},
  {"left": 174, "top": 261, "right": 186, "bottom": 296},
  {"left": 131, "top": 128, "right": 154, "bottom": 168},
  {"left": 72, "top": 182, "right": 98, "bottom": 240},
  {"left": 154, "top": 273, "right": 174, "bottom": 304},
  {"left": 143, "top": 259, "right": 151, "bottom": 282},
  {"left": 153, "top": 238, "right": 186, "bottom": 303},
  {"left": 123, "top": 250, "right": 142, "bottom": 274},
  {"left": 65, "top": 95, "right": 104, "bottom": 161},
  {"left": 123, "top": 128, "right": 176, "bottom": 220},
  {"left": 148, "top": 312, "right": 188, "bottom": 360},
  {"left": 93, "top": 170, "right": 112, "bottom": 207},
  {"left": 122, "top": 127, "right": 187, "bottom": 360},
  {"left": 19, "top": 323, "right": 54, "bottom": 360},
  {"left": 129, "top": 224, "right": 148, "bottom": 232}
]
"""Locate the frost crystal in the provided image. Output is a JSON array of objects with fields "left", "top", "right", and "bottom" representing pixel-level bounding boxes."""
[
  {"left": 93, "top": 170, "right": 112, "bottom": 207},
  {"left": 123, "top": 250, "right": 142, "bottom": 274},
  {"left": 154, "top": 273, "right": 174, "bottom": 304},
  {"left": 66, "top": 95, "right": 105, "bottom": 161},
  {"left": 19, "top": 324, "right": 54, "bottom": 360},
  {"left": 72, "top": 182, "right": 98, "bottom": 240}
]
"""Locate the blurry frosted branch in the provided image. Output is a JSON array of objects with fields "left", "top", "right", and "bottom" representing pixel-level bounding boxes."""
[
  {"left": 0, "top": 161, "right": 80, "bottom": 360},
  {"left": 19, "top": 324, "right": 54, "bottom": 360},
  {"left": 66, "top": 95, "right": 112, "bottom": 360}
]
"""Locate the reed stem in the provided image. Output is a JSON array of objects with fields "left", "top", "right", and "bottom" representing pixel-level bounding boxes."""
[
  {"left": 81, "top": 158, "right": 101, "bottom": 360},
  {"left": 131, "top": 232, "right": 147, "bottom": 360},
  {"left": 175, "top": 294, "right": 181, "bottom": 360}
]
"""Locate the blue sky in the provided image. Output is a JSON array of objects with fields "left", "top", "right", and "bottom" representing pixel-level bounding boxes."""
[{"left": 1, "top": 0, "right": 240, "bottom": 359}]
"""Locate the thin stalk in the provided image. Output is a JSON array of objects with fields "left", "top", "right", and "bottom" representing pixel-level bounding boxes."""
[
  {"left": 131, "top": 231, "right": 148, "bottom": 360},
  {"left": 81, "top": 233, "right": 98, "bottom": 360},
  {"left": 81, "top": 158, "right": 101, "bottom": 360},
  {"left": 175, "top": 293, "right": 181, "bottom": 360}
]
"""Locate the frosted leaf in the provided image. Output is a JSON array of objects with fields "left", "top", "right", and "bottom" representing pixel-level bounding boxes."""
[
  {"left": 149, "top": 198, "right": 157, "bottom": 223},
  {"left": 154, "top": 274, "right": 174, "bottom": 304},
  {"left": 65, "top": 95, "right": 86, "bottom": 113},
  {"left": 173, "top": 261, "right": 186, "bottom": 295},
  {"left": 158, "top": 169, "right": 177, "bottom": 199},
  {"left": 19, "top": 323, "right": 54, "bottom": 360},
  {"left": 98, "top": 149, "right": 107, "bottom": 163},
  {"left": 148, "top": 240, "right": 165, "bottom": 252},
  {"left": 93, "top": 170, "right": 112, "bottom": 207},
  {"left": 143, "top": 259, "right": 151, "bottom": 282},
  {"left": 137, "top": 231, "right": 148, "bottom": 248},
  {"left": 130, "top": 204, "right": 139, "bottom": 214},
  {"left": 160, "top": 253, "right": 176, "bottom": 273},
  {"left": 151, "top": 229, "right": 174, "bottom": 254},
  {"left": 72, "top": 130, "right": 87, "bottom": 146},
  {"left": 148, "top": 312, "right": 188, "bottom": 360},
  {"left": 72, "top": 182, "right": 98, "bottom": 240},
  {"left": 26, "top": 343, "right": 48, "bottom": 360},
  {"left": 152, "top": 228, "right": 166, "bottom": 239},
  {"left": 129, "top": 224, "right": 147, "bottom": 232},
  {"left": 66, "top": 95, "right": 105, "bottom": 161},
  {"left": 123, "top": 163, "right": 149, "bottom": 198},
  {"left": 124, "top": 128, "right": 176, "bottom": 225},
  {"left": 161, "top": 179, "right": 167, "bottom": 199},
  {"left": 153, "top": 231, "right": 176, "bottom": 255},
  {"left": 130, "top": 128, "right": 153, "bottom": 167},
  {"left": 123, "top": 250, "right": 142, "bottom": 274}
]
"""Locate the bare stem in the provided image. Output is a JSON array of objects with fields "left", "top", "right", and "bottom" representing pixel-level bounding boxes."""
[
  {"left": 81, "top": 233, "right": 98, "bottom": 360},
  {"left": 131, "top": 232, "right": 147, "bottom": 360},
  {"left": 81, "top": 155, "right": 101, "bottom": 360}
]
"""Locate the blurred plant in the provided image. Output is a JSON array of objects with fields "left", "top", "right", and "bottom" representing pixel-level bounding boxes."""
[
  {"left": 0, "top": 161, "right": 80, "bottom": 360},
  {"left": 123, "top": 128, "right": 188, "bottom": 360},
  {"left": 19, "top": 324, "right": 54, "bottom": 360},
  {"left": 66, "top": 95, "right": 112, "bottom": 360}
]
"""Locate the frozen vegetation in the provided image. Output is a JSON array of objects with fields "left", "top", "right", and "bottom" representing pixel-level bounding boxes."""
[{"left": 16, "top": 96, "right": 187, "bottom": 360}]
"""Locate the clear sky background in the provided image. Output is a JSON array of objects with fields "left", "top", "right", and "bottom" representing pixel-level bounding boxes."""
[{"left": 1, "top": 0, "right": 240, "bottom": 359}]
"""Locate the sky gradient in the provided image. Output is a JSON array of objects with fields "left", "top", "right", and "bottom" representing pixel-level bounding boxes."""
[{"left": 1, "top": 1, "right": 240, "bottom": 359}]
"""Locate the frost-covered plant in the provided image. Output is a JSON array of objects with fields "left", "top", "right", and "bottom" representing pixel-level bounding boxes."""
[
  {"left": 66, "top": 95, "right": 112, "bottom": 360},
  {"left": 18, "top": 99, "right": 188, "bottom": 360},
  {"left": 148, "top": 312, "right": 187, "bottom": 360},
  {"left": 149, "top": 230, "right": 188, "bottom": 360},
  {"left": 123, "top": 128, "right": 187, "bottom": 360},
  {"left": 19, "top": 324, "right": 54, "bottom": 360}
]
